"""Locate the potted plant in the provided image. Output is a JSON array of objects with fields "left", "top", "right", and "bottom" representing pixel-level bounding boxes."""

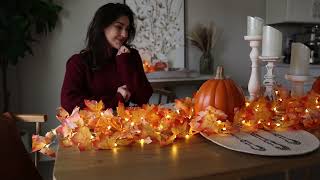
[
  {"left": 188, "top": 22, "right": 218, "bottom": 74},
  {"left": 0, "top": 0, "right": 62, "bottom": 112}
]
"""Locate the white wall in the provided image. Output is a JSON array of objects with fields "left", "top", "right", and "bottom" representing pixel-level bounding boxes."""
[
  {"left": 13, "top": 0, "right": 265, "bottom": 132},
  {"left": 186, "top": 0, "right": 266, "bottom": 87}
]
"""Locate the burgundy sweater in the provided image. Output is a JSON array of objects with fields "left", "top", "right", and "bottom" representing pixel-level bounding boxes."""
[{"left": 61, "top": 48, "right": 153, "bottom": 113}]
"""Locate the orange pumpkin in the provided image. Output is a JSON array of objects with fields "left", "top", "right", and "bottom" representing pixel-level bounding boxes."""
[
  {"left": 312, "top": 76, "right": 320, "bottom": 94},
  {"left": 194, "top": 66, "right": 245, "bottom": 120}
]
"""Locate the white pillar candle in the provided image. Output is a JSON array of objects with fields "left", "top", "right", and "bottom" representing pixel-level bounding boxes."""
[
  {"left": 247, "top": 16, "right": 264, "bottom": 36},
  {"left": 261, "top": 26, "right": 283, "bottom": 57},
  {"left": 289, "top": 43, "right": 310, "bottom": 76}
]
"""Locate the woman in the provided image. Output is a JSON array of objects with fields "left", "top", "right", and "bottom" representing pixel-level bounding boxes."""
[{"left": 61, "top": 3, "right": 153, "bottom": 113}]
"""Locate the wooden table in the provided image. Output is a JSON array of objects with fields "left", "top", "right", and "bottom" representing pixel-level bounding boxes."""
[
  {"left": 148, "top": 75, "right": 212, "bottom": 89},
  {"left": 53, "top": 132, "right": 320, "bottom": 180}
]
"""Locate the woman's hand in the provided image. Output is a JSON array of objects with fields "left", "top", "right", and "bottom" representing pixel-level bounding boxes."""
[
  {"left": 116, "top": 46, "right": 130, "bottom": 56},
  {"left": 117, "top": 85, "right": 131, "bottom": 102}
]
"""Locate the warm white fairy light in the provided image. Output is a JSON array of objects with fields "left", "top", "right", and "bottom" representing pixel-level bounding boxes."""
[
  {"left": 273, "top": 107, "right": 277, "bottom": 112},
  {"left": 130, "top": 122, "right": 135, "bottom": 126},
  {"left": 125, "top": 118, "right": 129, "bottom": 122},
  {"left": 165, "top": 115, "right": 171, "bottom": 119},
  {"left": 222, "top": 127, "right": 227, "bottom": 131},
  {"left": 242, "top": 120, "right": 246, "bottom": 124},
  {"left": 114, "top": 143, "right": 118, "bottom": 147},
  {"left": 279, "top": 98, "right": 283, "bottom": 102},
  {"left": 158, "top": 124, "right": 164, "bottom": 130},
  {"left": 245, "top": 102, "right": 250, "bottom": 107},
  {"left": 107, "top": 125, "right": 112, "bottom": 130},
  {"left": 140, "top": 139, "right": 144, "bottom": 145},
  {"left": 276, "top": 123, "right": 281, "bottom": 127},
  {"left": 258, "top": 120, "right": 261, "bottom": 124},
  {"left": 217, "top": 120, "right": 222, "bottom": 124},
  {"left": 305, "top": 109, "right": 309, "bottom": 113},
  {"left": 281, "top": 117, "right": 285, "bottom": 121},
  {"left": 275, "top": 90, "right": 279, "bottom": 95},
  {"left": 267, "top": 122, "right": 271, "bottom": 126},
  {"left": 185, "top": 134, "right": 190, "bottom": 139}
]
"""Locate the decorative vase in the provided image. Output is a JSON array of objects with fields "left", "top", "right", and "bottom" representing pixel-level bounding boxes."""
[{"left": 199, "top": 52, "right": 214, "bottom": 74}]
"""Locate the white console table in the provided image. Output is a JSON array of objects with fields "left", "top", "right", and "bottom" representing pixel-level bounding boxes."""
[{"left": 148, "top": 75, "right": 213, "bottom": 89}]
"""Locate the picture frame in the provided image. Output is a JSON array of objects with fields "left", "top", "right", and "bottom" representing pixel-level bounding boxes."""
[{"left": 124, "top": 0, "right": 186, "bottom": 69}]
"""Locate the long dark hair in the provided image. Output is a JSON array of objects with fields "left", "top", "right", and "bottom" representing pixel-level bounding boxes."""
[{"left": 82, "top": 3, "right": 136, "bottom": 70}]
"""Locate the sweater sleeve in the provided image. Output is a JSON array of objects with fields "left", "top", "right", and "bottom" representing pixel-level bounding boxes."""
[
  {"left": 116, "top": 49, "right": 153, "bottom": 106},
  {"left": 61, "top": 54, "right": 124, "bottom": 113}
]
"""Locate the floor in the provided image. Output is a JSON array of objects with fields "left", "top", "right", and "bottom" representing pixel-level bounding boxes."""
[{"left": 40, "top": 161, "right": 319, "bottom": 180}]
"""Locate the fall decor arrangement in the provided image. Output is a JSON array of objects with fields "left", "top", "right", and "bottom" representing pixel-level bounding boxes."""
[
  {"left": 193, "top": 66, "right": 245, "bottom": 119},
  {"left": 33, "top": 83, "right": 320, "bottom": 157},
  {"left": 188, "top": 22, "right": 218, "bottom": 74},
  {"left": 312, "top": 76, "right": 320, "bottom": 94}
]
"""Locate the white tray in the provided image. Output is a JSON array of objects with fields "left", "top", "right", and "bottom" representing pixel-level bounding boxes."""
[{"left": 201, "top": 130, "right": 319, "bottom": 156}]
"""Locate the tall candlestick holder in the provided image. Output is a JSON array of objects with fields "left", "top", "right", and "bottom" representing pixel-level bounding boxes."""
[
  {"left": 244, "top": 35, "right": 262, "bottom": 101},
  {"left": 259, "top": 56, "right": 283, "bottom": 100},
  {"left": 285, "top": 74, "right": 312, "bottom": 97}
]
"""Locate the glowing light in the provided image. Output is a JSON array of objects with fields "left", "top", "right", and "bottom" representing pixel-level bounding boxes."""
[
  {"left": 275, "top": 90, "right": 279, "bottom": 95},
  {"left": 279, "top": 98, "right": 283, "bottom": 102},
  {"left": 140, "top": 139, "right": 144, "bottom": 144},
  {"left": 217, "top": 120, "right": 222, "bottom": 124},
  {"left": 317, "top": 105, "right": 320, "bottom": 109},
  {"left": 245, "top": 102, "right": 250, "bottom": 107},
  {"left": 276, "top": 123, "right": 281, "bottom": 127},
  {"left": 158, "top": 124, "right": 164, "bottom": 130},
  {"left": 258, "top": 120, "right": 261, "bottom": 124},
  {"left": 176, "top": 109, "right": 180, "bottom": 114},
  {"left": 305, "top": 109, "right": 309, "bottom": 113},
  {"left": 165, "top": 115, "right": 171, "bottom": 119},
  {"left": 114, "top": 143, "right": 118, "bottom": 147},
  {"left": 267, "top": 122, "right": 271, "bottom": 126},
  {"left": 171, "top": 145, "right": 178, "bottom": 159},
  {"left": 130, "top": 122, "right": 135, "bottom": 126},
  {"left": 242, "top": 120, "right": 246, "bottom": 124},
  {"left": 222, "top": 127, "right": 227, "bottom": 131},
  {"left": 107, "top": 125, "right": 112, "bottom": 130},
  {"left": 255, "top": 108, "right": 259, "bottom": 112},
  {"left": 125, "top": 118, "right": 129, "bottom": 122},
  {"left": 273, "top": 107, "right": 277, "bottom": 112},
  {"left": 185, "top": 135, "right": 190, "bottom": 139},
  {"left": 281, "top": 117, "right": 285, "bottom": 121}
]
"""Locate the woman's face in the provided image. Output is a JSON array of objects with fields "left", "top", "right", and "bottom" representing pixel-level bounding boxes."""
[{"left": 104, "top": 16, "right": 129, "bottom": 49}]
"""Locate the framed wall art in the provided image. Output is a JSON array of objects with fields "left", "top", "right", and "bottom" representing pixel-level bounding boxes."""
[{"left": 124, "top": 0, "right": 185, "bottom": 69}]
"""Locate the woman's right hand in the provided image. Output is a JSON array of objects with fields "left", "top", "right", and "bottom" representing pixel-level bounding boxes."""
[
  {"left": 117, "top": 85, "right": 131, "bottom": 102},
  {"left": 116, "top": 46, "right": 130, "bottom": 56}
]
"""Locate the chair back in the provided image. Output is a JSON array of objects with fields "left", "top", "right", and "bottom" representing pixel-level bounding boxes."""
[
  {"left": 14, "top": 114, "right": 47, "bottom": 168},
  {"left": 153, "top": 88, "right": 176, "bottom": 104}
]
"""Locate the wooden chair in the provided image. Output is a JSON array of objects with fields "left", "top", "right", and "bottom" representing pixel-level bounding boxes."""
[
  {"left": 14, "top": 114, "right": 48, "bottom": 168},
  {"left": 153, "top": 88, "right": 176, "bottom": 104}
]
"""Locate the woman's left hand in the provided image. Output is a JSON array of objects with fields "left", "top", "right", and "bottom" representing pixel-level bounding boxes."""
[{"left": 117, "top": 46, "right": 130, "bottom": 56}]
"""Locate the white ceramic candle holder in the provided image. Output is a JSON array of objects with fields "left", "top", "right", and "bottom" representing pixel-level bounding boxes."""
[
  {"left": 244, "top": 35, "right": 262, "bottom": 101},
  {"left": 285, "top": 74, "right": 312, "bottom": 97},
  {"left": 259, "top": 56, "right": 283, "bottom": 100}
]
